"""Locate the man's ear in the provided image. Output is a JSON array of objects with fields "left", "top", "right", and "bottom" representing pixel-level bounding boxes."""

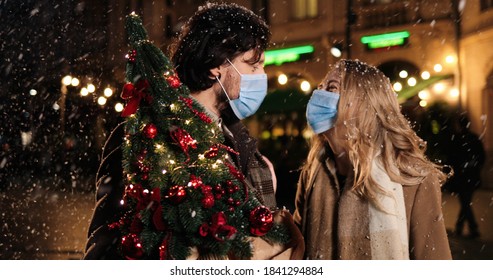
[{"left": 209, "top": 67, "right": 221, "bottom": 79}]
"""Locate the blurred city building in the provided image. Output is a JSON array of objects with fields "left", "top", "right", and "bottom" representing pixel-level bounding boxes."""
[
  {"left": 4, "top": 0, "right": 489, "bottom": 192},
  {"left": 102, "top": 0, "right": 492, "bottom": 193}
]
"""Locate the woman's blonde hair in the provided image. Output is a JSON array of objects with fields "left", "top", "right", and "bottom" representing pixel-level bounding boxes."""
[{"left": 303, "top": 59, "right": 446, "bottom": 204}]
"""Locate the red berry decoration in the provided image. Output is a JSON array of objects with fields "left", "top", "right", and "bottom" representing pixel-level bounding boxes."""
[
  {"left": 249, "top": 206, "right": 274, "bottom": 236},
  {"left": 166, "top": 74, "right": 181, "bottom": 88},
  {"left": 121, "top": 233, "right": 144, "bottom": 260},
  {"left": 204, "top": 145, "right": 219, "bottom": 158},
  {"left": 166, "top": 185, "right": 186, "bottom": 204},
  {"left": 188, "top": 175, "right": 203, "bottom": 189},
  {"left": 201, "top": 193, "right": 215, "bottom": 208},
  {"left": 143, "top": 123, "right": 158, "bottom": 139},
  {"left": 125, "top": 49, "right": 137, "bottom": 63},
  {"left": 125, "top": 183, "right": 142, "bottom": 198}
]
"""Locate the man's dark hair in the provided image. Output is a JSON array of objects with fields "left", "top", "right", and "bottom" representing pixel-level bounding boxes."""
[{"left": 171, "top": 2, "right": 270, "bottom": 92}]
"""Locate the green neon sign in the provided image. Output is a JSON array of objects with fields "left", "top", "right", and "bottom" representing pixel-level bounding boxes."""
[
  {"left": 361, "top": 31, "right": 410, "bottom": 49},
  {"left": 265, "top": 45, "right": 314, "bottom": 66}
]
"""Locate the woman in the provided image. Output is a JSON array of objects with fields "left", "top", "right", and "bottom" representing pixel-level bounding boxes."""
[{"left": 294, "top": 59, "right": 452, "bottom": 260}]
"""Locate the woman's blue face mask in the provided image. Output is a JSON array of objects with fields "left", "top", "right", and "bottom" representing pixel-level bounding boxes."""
[
  {"left": 216, "top": 59, "right": 267, "bottom": 120},
  {"left": 306, "top": 89, "right": 340, "bottom": 134}
]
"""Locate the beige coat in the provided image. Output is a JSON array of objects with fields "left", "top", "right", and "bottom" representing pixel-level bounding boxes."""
[{"left": 293, "top": 152, "right": 452, "bottom": 260}]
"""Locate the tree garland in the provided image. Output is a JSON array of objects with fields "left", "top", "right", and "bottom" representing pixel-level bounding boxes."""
[{"left": 113, "top": 13, "right": 289, "bottom": 260}]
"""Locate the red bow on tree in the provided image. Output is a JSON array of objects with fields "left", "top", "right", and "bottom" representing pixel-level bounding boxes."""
[
  {"left": 199, "top": 212, "right": 237, "bottom": 242},
  {"left": 125, "top": 184, "right": 166, "bottom": 231},
  {"left": 120, "top": 79, "right": 153, "bottom": 117},
  {"left": 170, "top": 127, "right": 197, "bottom": 161}
]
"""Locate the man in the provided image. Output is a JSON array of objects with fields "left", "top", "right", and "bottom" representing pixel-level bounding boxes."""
[
  {"left": 83, "top": 3, "right": 278, "bottom": 259},
  {"left": 446, "top": 113, "right": 485, "bottom": 239},
  {"left": 170, "top": 2, "right": 277, "bottom": 209}
]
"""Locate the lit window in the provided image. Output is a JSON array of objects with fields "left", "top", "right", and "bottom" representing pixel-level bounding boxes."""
[{"left": 292, "top": 0, "right": 318, "bottom": 20}]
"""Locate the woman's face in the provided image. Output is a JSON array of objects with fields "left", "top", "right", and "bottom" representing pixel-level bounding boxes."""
[
  {"left": 320, "top": 67, "right": 348, "bottom": 156},
  {"left": 319, "top": 67, "right": 341, "bottom": 93}
]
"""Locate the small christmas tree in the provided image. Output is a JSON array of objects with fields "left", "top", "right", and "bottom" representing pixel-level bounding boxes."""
[{"left": 114, "top": 13, "right": 289, "bottom": 260}]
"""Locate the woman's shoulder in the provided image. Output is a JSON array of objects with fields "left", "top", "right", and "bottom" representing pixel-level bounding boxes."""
[{"left": 403, "top": 168, "right": 444, "bottom": 200}]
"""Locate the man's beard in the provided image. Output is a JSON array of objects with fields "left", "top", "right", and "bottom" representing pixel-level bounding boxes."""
[{"left": 215, "top": 87, "right": 230, "bottom": 113}]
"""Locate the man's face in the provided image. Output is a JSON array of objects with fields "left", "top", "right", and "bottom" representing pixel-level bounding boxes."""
[{"left": 220, "top": 49, "right": 266, "bottom": 100}]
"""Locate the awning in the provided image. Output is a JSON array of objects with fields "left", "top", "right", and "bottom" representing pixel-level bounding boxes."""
[
  {"left": 397, "top": 74, "right": 453, "bottom": 103},
  {"left": 257, "top": 88, "right": 310, "bottom": 114}
]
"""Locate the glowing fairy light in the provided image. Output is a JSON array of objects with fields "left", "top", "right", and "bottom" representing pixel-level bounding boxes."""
[
  {"left": 399, "top": 70, "right": 408, "bottom": 78},
  {"left": 421, "top": 71, "right": 431, "bottom": 80},
  {"left": 115, "top": 103, "right": 124, "bottom": 112},
  {"left": 278, "top": 74, "right": 288, "bottom": 85},
  {"left": 393, "top": 82, "right": 403, "bottom": 92},
  {"left": 87, "top": 83, "right": 96, "bottom": 93}
]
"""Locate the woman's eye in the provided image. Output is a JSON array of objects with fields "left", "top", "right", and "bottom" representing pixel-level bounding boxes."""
[{"left": 252, "top": 66, "right": 259, "bottom": 72}]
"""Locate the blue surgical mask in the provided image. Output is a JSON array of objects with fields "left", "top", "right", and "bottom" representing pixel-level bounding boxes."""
[
  {"left": 306, "top": 89, "right": 340, "bottom": 134},
  {"left": 216, "top": 59, "right": 267, "bottom": 119}
]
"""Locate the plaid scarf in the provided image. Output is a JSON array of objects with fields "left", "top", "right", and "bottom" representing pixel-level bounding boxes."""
[{"left": 221, "top": 118, "right": 277, "bottom": 210}]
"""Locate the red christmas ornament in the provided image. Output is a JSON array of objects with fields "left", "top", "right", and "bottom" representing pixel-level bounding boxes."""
[
  {"left": 143, "top": 123, "right": 158, "bottom": 139},
  {"left": 121, "top": 233, "right": 144, "bottom": 260},
  {"left": 249, "top": 206, "right": 274, "bottom": 236},
  {"left": 166, "top": 74, "right": 181, "bottom": 88},
  {"left": 202, "top": 193, "right": 215, "bottom": 208},
  {"left": 166, "top": 185, "right": 186, "bottom": 204}
]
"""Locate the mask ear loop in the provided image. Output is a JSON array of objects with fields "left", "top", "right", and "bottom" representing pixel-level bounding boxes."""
[
  {"left": 226, "top": 58, "right": 242, "bottom": 75},
  {"left": 215, "top": 75, "right": 232, "bottom": 102}
]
